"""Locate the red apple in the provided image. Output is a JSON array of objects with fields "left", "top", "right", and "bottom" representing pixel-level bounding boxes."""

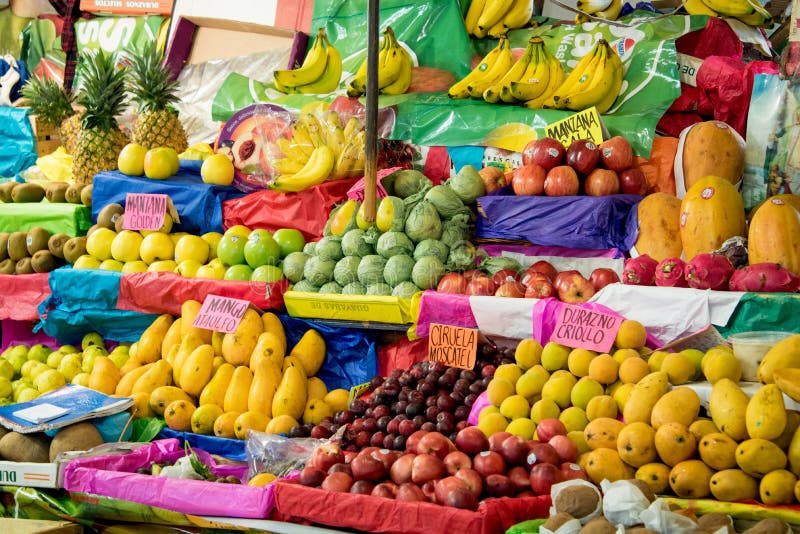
[
  {"left": 454, "top": 467, "right": 483, "bottom": 498},
  {"left": 492, "top": 268, "right": 520, "bottom": 287},
  {"left": 309, "top": 444, "right": 345, "bottom": 472},
  {"left": 584, "top": 168, "right": 620, "bottom": 196},
  {"left": 494, "top": 281, "right": 526, "bottom": 298},
  {"left": 372, "top": 482, "right": 397, "bottom": 499},
  {"left": 396, "top": 482, "right": 426, "bottom": 502},
  {"left": 529, "top": 463, "right": 565, "bottom": 495},
  {"left": 525, "top": 278, "right": 556, "bottom": 299},
  {"left": 508, "top": 466, "right": 531, "bottom": 492},
  {"left": 479, "top": 166, "right": 507, "bottom": 194},
  {"left": 444, "top": 450, "right": 472, "bottom": 475},
  {"left": 437, "top": 272, "right": 467, "bottom": 294},
  {"left": 619, "top": 167, "right": 648, "bottom": 195},
  {"left": 512, "top": 164, "right": 547, "bottom": 196},
  {"left": 350, "top": 480, "right": 376, "bottom": 494},
  {"left": 488, "top": 431, "right": 513, "bottom": 453},
  {"left": 485, "top": 474, "right": 515, "bottom": 497},
  {"left": 560, "top": 462, "right": 588, "bottom": 481},
  {"left": 500, "top": 435, "right": 531, "bottom": 466},
  {"left": 549, "top": 435, "right": 578, "bottom": 463},
  {"left": 557, "top": 273, "right": 596, "bottom": 303},
  {"left": 599, "top": 136, "right": 634, "bottom": 172},
  {"left": 463, "top": 269, "right": 484, "bottom": 281},
  {"left": 466, "top": 276, "right": 496, "bottom": 296},
  {"left": 406, "top": 430, "right": 429, "bottom": 454},
  {"left": 553, "top": 270, "right": 580, "bottom": 294},
  {"left": 328, "top": 463, "right": 352, "bottom": 476},
  {"left": 411, "top": 453, "right": 446, "bottom": 484},
  {"left": 536, "top": 419, "right": 568, "bottom": 442},
  {"left": 435, "top": 476, "right": 469, "bottom": 504},
  {"left": 389, "top": 453, "right": 415, "bottom": 484},
  {"left": 371, "top": 448, "right": 399, "bottom": 470},
  {"left": 520, "top": 270, "right": 550, "bottom": 287},
  {"left": 299, "top": 467, "right": 326, "bottom": 487},
  {"left": 350, "top": 454, "right": 386, "bottom": 482},
  {"left": 473, "top": 450, "right": 506, "bottom": 478},
  {"left": 444, "top": 487, "right": 478, "bottom": 510},
  {"left": 522, "top": 137, "right": 566, "bottom": 171},
  {"left": 566, "top": 139, "right": 600, "bottom": 175},
  {"left": 417, "top": 432, "right": 454, "bottom": 460},
  {"left": 455, "top": 426, "right": 490, "bottom": 455},
  {"left": 321, "top": 471, "right": 353, "bottom": 492},
  {"left": 421, "top": 480, "right": 437, "bottom": 502},
  {"left": 544, "top": 166, "right": 579, "bottom": 196},
  {"left": 526, "top": 442, "right": 561, "bottom": 469},
  {"left": 588, "top": 267, "right": 620, "bottom": 291},
  {"left": 528, "top": 261, "right": 558, "bottom": 282}
]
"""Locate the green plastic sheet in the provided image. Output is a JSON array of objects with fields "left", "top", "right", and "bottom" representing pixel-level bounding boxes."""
[
  {"left": 718, "top": 293, "right": 800, "bottom": 337},
  {"left": 0, "top": 201, "right": 91, "bottom": 236}
]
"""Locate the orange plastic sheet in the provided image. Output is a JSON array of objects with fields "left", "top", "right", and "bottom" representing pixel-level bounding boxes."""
[{"left": 0, "top": 273, "right": 51, "bottom": 321}]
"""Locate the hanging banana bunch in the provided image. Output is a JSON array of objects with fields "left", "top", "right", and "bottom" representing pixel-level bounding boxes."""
[
  {"left": 574, "top": 0, "right": 623, "bottom": 22},
  {"left": 274, "top": 28, "right": 343, "bottom": 94},
  {"left": 347, "top": 26, "right": 413, "bottom": 98},
  {"left": 481, "top": 37, "right": 564, "bottom": 106},
  {"left": 448, "top": 36, "right": 514, "bottom": 99},
  {"left": 464, "top": 0, "right": 534, "bottom": 38},
  {"left": 683, "top": 0, "right": 773, "bottom": 26}
]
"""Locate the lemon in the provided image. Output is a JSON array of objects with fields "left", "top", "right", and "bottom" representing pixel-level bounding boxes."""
[
  {"left": 559, "top": 406, "right": 589, "bottom": 432},
  {"left": 531, "top": 398, "right": 561, "bottom": 423},
  {"left": 201, "top": 153, "right": 235, "bottom": 186},
  {"left": 118, "top": 143, "right": 147, "bottom": 176},
  {"left": 515, "top": 339, "right": 543, "bottom": 370},
  {"left": 615, "top": 319, "right": 647, "bottom": 349},
  {"left": 486, "top": 377, "right": 515, "bottom": 406},
  {"left": 478, "top": 412, "right": 509, "bottom": 437},
  {"left": 248, "top": 472, "right": 277, "bottom": 487},
  {"left": 494, "top": 363, "right": 523, "bottom": 384},
  {"left": 500, "top": 394, "right": 530, "bottom": 420},
  {"left": 506, "top": 417, "right": 536, "bottom": 440},
  {"left": 567, "top": 348, "right": 596, "bottom": 377}
]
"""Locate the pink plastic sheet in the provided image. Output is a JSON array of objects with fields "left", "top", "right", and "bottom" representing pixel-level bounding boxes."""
[
  {"left": 63, "top": 438, "right": 275, "bottom": 518},
  {"left": 0, "top": 273, "right": 51, "bottom": 320},
  {"left": 415, "top": 290, "right": 476, "bottom": 338},
  {"left": 467, "top": 391, "right": 490, "bottom": 426},
  {"left": 479, "top": 244, "right": 622, "bottom": 259}
]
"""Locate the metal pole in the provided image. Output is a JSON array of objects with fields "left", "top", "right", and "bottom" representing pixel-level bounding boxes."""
[{"left": 363, "top": 0, "right": 380, "bottom": 222}]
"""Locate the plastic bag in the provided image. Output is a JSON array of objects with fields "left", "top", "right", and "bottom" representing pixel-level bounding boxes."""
[
  {"left": 0, "top": 107, "right": 37, "bottom": 177},
  {"left": 246, "top": 431, "right": 322, "bottom": 479},
  {"left": 36, "top": 146, "right": 72, "bottom": 181}
]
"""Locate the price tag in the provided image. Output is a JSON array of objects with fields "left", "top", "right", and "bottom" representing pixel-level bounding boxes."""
[
  {"left": 348, "top": 382, "right": 372, "bottom": 404},
  {"left": 427, "top": 323, "right": 478, "bottom": 370},
  {"left": 346, "top": 167, "right": 399, "bottom": 201},
  {"left": 191, "top": 294, "right": 251, "bottom": 334},
  {"left": 549, "top": 303, "right": 621, "bottom": 353},
  {"left": 544, "top": 107, "right": 606, "bottom": 147},
  {"left": 122, "top": 193, "right": 168, "bottom": 231}
]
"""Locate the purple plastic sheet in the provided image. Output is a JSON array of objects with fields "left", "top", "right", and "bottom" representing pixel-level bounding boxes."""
[
  {"left": 478, "top": 244, "right": 623, "bottom": 259},
  {"left": 476, "top": 193, "right": 641, "bottom": 251}
]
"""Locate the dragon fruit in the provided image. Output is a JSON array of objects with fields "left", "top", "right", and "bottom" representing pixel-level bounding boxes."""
[
  {"left": 655, "top": 257, "right": 688, "bottom": 287},
  {"left": 684, "top": 253, "right": 734, "bottom": 290},
  {"left": 623, "top": 254, "right": 658, "bottom": 286},
  {"left": 729, "top": 263, "right": 800, "bottom": 293}
]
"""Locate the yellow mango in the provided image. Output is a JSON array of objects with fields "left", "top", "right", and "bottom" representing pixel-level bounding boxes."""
[
  {"left": 88, "top": 356, "right": 120, "bottom": 395},
  {"left": 622, "top": 371, "right": 669, "bottom": 424},
  {"left": 650, "top": 387, "right": 700, "bottom": 429},
  {"left": 289, "top": 329, "right": 326, "bottom": 377},
  {"left": 115, "top": 363, "right": 152, "bottom": 396},
  {"left": 211, "top": 331, "right": 224, "bottom": 358},
  {"left": 584, "top": 417, "right": 625, "bottom": 450},
  {"left": 271, "top": 365, "right": 307, "bottom": 420},
  {"left": 746, "top": 384, "right": 787, "bottom": 440},
  {"left": 248, "top": 359, "right": 281, "bottom": 416},
  {"left": 307, "top": 377, "right": 328, "bottom": 401},
  {"left": 616, "top": 422, "right": 657, "bottom": 468},
  {"left": 223, "top": 366, "right": 253, "bottom": 414},
  {"left": 131, "top": 359, "right": 172, "bottom": 396},
  {"left": 709, "top": 378, "right": 749, "bottom": 441},
  {"left": 163, "top": 343, "right": 179, "bottom": 367},
  {"left": 261, "top": 312, "right": 286, "bottom": 354},
  {"left": 249, "top": 331, "right": 285, "bottom": 373},
  {"left": 759, "top": 469, "right": 797, "bottom": 505},
  {"left": 736, "top": 438, "right": 787, "bottom": 477},
  {"left": 235, "top": 411, "right": 271, "bottom": 439},
  {"left": 221, "top": 309, "right": 263, "bottom": 366},
  {"left": 669, "top": 460, "right": 713, "bottom": 498},
  {"left": 266, "top": 414, "right": 299, "bottom": 434},
  {"left": 134, "top": 314, "right": 173, "bottom": 364},
  {"left": 788, "top": 424, "right": 800, "bottom": 476},
  {"left": 654, "top": 422, "right": 696, "bottom": 467},
  {"left": 131, "top": 391, "right": 154, "bottom": 418},
  {"left": 199, "top": 363, "right": 235, "bottom": 408},
  {"left": 172, "top": 333, "right": 203, "bottom": 387},
  {"left": 689, "top": 418, "right": 719, "bottom": 442},
  {"left": 281, "top": 355, "right": 307, "bottom": 379},
  {"left": 160, "top": 318, "right": 183, "bottom": 358},
  {"left": 775, "top": 410, "right": 800, "bottom": 450},
  {"left": 212, "top": 356, "right": 224, "bottom": 373},
  {"left": 635, "top": 463, "right": 671, "bottom": 495},
  {"left": 180, "top": 344, "right": 215, "bottom": 397},
  {"left": 774, "top": 368, "right": 800, "bottom": 403},
  {"left": 119, "top": 357, "right": 142, "bottom": 376},
  {"left": 710, "top": 469, "right": 759, "bottom": 502},
  {"left": 324, "top": 389, "right": 349, "bottom": 413},
  {"left": 214, "top": 411, "right": 240, "bottom": 438},
  {"left": 303, "top": 398, "right": 332, "bottom": 425},
  {"left": 584, "top": 448, "right": 634, "bottom": 485},
  {"left": 164, "top": 399, "right": 195, "bottom": 432},
  {"left": 150, "top": 385, "right": 194, "bottom": 416},
  {"left": 191, "top": 404, "right": 223, "bottom": 435},
  {"left": 698, "top": 432, "right": 738, "bottom": 470},
  {"left": 180, "top": 299, "right": 212, "bottom": 344},
  {"left": 757, "top": 334, "right": 800, "bottom": 384}
]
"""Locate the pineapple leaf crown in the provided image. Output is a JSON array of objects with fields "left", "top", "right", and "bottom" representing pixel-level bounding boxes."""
[
  {"left": 76, "top": 50, "right": 128, "bottom": 131},
  {"left": 21, "top": 76, "right": 75, "bottom": 127},
  {"left": 126, "top": 41, "right": 180, "bottom": 114}
]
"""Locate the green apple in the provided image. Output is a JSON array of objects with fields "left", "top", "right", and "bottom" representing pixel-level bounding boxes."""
[
  {"left": 174, "top": 235, "right": 210, "bottom": 264},
  {"left": 74, "top": 254, "right": 102, "bottom": 269},
  {"left": 272, "top": 228, "right": 306, "bottom": 258},
  {"left": 251, "top": 265, "right": 284, "bottom": 283},
  {"left": 111, "top": 230, "right": 143, "bottom": 262},
  {"left": 175, "top": 259, "right": 202, "bottom": 277},
  {"left": 86, "top": 227, "right": 117, "bottom": 261},
  {"left": 195, "top": 263, "right": 226, "bottom": 280},
  {"left": 122, "top": 260, "right": 149, "bottom": 273},
  {"left": 99, "top": 259, "right": 124, "bottom": 271},
  {"left": 82, "top": 332, "right": 105, "bottom": 351},
  {"left": 34, "top": 369, "right": 66, "bottom": 393},
  {"left": 201, "top": 232, "right": 223, "bottom": 260},
  {"left": 0, "top": 359, "right": 13, "bottom": 381},
  {"left": 147, "top": 260, "right": 178, "bottom": 272},
  {"left": 224, "top": 264, "right": 253, "bottom": 281},
  {"left": 58, "top": 353, "right": 83, "bottom": 381},
  {"left": 27, "top": 344, "right": 52, "bottom": 363},
  {"left": 16, "top": 387, "right": 39, "bottom": 403},
  {"left": 29, "top": 362, "right": 51, "bottom": 381},
  {"left": 20, "top": 360, "right": 41, "bottom": 378},
  {"left": 217, "top": 234, "right": 247, "bottom": 266},
  {"left": 0, "top": 377, "right": 11, "bottom": 399},
  {"left": 46, "top": 351, "right": 66, "bottom": 369},
  {"left": 140, "top": 232, "right": 174, "bottom": 264},
  {"left": 244, "top": 229, "right": 281, "bottom": 268}
]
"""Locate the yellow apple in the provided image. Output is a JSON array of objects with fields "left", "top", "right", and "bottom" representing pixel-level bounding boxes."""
[
  {"left": 99, "top": 259, "right": 124, "bottom": 271},
  {"left": 86, "top": 227, "right": 117, "bottom": 261},
  {"left": 195, "top": 262, "right": 226, "bottom": 280},
  {"left": 0, "top": 377, "right": 12, "bottom": 399},
  {"left": 225, "top": 225, "right": 251, "bottom": 238},
  {"left": 20, "top": 360, "right": 40, "bottom": 378},
  {"left": 143, "top": 148, "right": 177, "bottom": 180},
  {"left": 29, "top": 362, "right": 50, "bottom": 380},
  {"left": 16, "top": 388, "right": 39, "bottom": 402},
  {"left": 121, "top": 260, "right": 149, "bottom": 273},
  {"left": 140, "top": 213, "right": 174, "bottom": 236},
  {"left": 201, "top": 232, "right": 223, "bottom": 260},
  {"left": 74, "top": 254, "right": 101, "bottom": 269},
  {"left": 111, "top": 230, "right": 143, "bottom": 262},
  {"left": 175, "top": 235, "right": 210, "bottom": 264},
  {"left": 140, "top": 232, "right": 174, "bottom": 263},
  {"left": 57, "top": 353, "right": 82, "bottom": 381},
  {"left": 34, "top": 369, "right": 66, "bottom": 393},
  {"left": 118, "top": 143, "right": 147, "bottom": 176},
  {"left": 201, "top": 153, "right": 235, "bottom": 186},
  {"left": 147, "top": 260, "right": 177, "bottom": 272},
  {"left": 169, "top": 232, "right": 188, "bottom": 246},
  {"left": 175, "top": 259, "right": 202, "bottom": 277}
]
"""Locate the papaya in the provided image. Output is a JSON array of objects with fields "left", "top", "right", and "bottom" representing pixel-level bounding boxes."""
[
  {"left": 633, "top": 192, "right": 683, "bottom": 262},
  {"left": 680, "top": 121, "right": 745, "bottom": 192},
  {"left": 748, "top": 197, "right": 800, "bottom": 275},
  {"left": 199, "top": 363, "right": 235, "bottom": 408},
  {"left": 180, "top": 344, "right": 215, "bottom": 397},
  {"left": 133, "top": 314, "right": 173, "bottom": 364},
  {"left": 679, "top": 176, "right": 746, "bottom": 260}
]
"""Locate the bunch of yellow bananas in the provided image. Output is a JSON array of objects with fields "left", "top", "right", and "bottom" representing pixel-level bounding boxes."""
[
  {"left": 683, "top": 0, "right": 773, "bottom": 26},
  {"left": 448, "top": 36, "right": 514, "bottom": 99},
  {"left": 482, "top": 37, "right": 565, "bottom": 107},
  {"left": 542, "top": 39, "right": 624, "bottom": 114},
  {"left": 270, "top": 112, "right": 365, "bottom": 192},
  {"left": 574, "top": 0, "right": 623, "bottom": 23},
  {"left": 274, "top": 28, "right": 342, "bottom": 94},
  {"left": 465, "top": 0, "right": 534, "bottom": 38},
  {"left": 347, "top": 26, "right": 413, "bottom": 97}
]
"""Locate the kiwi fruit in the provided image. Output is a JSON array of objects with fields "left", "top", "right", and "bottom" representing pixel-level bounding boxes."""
[
  {"left": 81, "top": 184, "right": 93, "bottom": 207},
  {"left": 26, "top": 226, "right": 51, "bottom": 255},
  {"left": 45, "top": 182, "right": 69, "bottom": 203},
  {"left": 11, "top": 182, "right": 46, "bottom": 203},
  {"left": 97, "top": 203, "right": 124, "bottom": 230},
  {"left": 628, "top": 478, "right": 656, "bottom": 503},
  {"left": 7, "top": 231, "right": 29, "bottom": 261},
  {"left": 62, "top": 236, "right": 87, "bottom": 264},
  {"left": 696, "top": 513, "right": 734, "bottom": 534},
  {"left": 554, "top": 485, "right": 600, "bottom": 519},
  {"left": 0, "top": 233, "right": 8, "bottom": 261},
  {"left": 31, "top": 250, "right": 58, "bottom": 273},
  {"left": 114, "top": 214, "right": 126, "bottom": 233},
  {"left": 743, "top": 518, "right": 791, "bottom": 534},
  {"left": 65, "top": 183, "right": 86, "bottom": 204},
  {"left": 49, "top": 422, "right": 104, "bottom": 462},
  {"left": 15, "top": 257, "right": 34, "bottom": 274},
  {"left": 0, "top": 432, "right": 50, "bottom": 463},
  {"left": 86, "top": 224, "right": 101, "bottom": 237},
  {"left": 48, "top": 233, "right": 70, "bottom": 258},
  {"left": 0, "top": 259, "right": 16, "bottom": 274},
  {"left": 0, "top": 182, "right": 17, "bottom": 203}
]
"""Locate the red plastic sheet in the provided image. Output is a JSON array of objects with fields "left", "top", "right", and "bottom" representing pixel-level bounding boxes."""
[
  {"left": 0, "top": 273, "right": 51, "bottom": 321},
  {"left": 378, "top": 337, "right": 428, "bottom": 376},
  {"left": 221, "top": 179, "right": 359, "bottom": 241},
  {"left": 270, "top": 480, "right": 551, "bottom": 534},
  {"left": 117, "top": 272, "right": 288, "bottom": 315}
]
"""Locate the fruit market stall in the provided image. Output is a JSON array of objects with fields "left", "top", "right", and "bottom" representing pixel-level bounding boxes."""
[{"left": 2, "top": 0, "right": 800, "bottom": 531}]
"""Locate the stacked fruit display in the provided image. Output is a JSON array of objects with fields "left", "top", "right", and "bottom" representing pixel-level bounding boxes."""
[
  {"left": 273, "top": 28, "right": 342, "bottom": 95},
  {"left": 346, "top": 27, "right": 413, "bottom": 98},
  {"left": 464, "top": 0, "right": 534, "bottom": 39},
  {"left": 117, "top": 143, "right": 181, "bottom": 181},
  {"left": 449, "top": 38, "right": 623, "bottom": 113},
  {"left": 0, "top": 226, "right": 69, "bottom": 275},
  {"left": 297, "top": 426, "right": 587, "bottom": 510},
  {"left": 0, "top": 181, "right": 93, "bottom": 207}
]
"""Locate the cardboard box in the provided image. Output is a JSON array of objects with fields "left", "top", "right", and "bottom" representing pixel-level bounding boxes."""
[
  {"left": 80, "top": 0, "right": 174, "bottom": 16},
  {"left": 0, "top": 459, "right": 59, "bottom": 488},
  {"left": 169, "top": 0, "right": 313, "bottom": 33},
  {"left": 0, "top": 519, "right": 82, "bottom": 534},
  {"left": 28, "top": 115, "right": 62, "bottom": 157}
]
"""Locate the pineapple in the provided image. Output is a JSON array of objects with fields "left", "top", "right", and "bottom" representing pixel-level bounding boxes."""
[
  {"left": 127, "top": 42, "right": 188, "bottom": 153},
  {"left": 21, "top": 76, "right": 82, "bottom": 155},
  {"left": 72, "top": 50, "right": 129, "bottom": 184}
]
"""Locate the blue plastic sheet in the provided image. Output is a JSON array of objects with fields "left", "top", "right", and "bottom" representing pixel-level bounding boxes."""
[
  {"left": 157, "top": 427, "right": 246, "bottom": 461},
  {"left": 37, "top": 268, "right": 160, "bottom": 344},
  {"left": 0, "top": 106, "right": 36, "bottom": 177},
  {"left": 280, "top": 314, "right": 377, "bottom": 391},
  {"left": 476, "top": 189, "right": 642, "bottom": 251},
  {"left": 91, "top": 161, "right": 245, "bottom": 235},
  {"left": 0, "top": 57, "right": 29, "bottom": 103}
]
